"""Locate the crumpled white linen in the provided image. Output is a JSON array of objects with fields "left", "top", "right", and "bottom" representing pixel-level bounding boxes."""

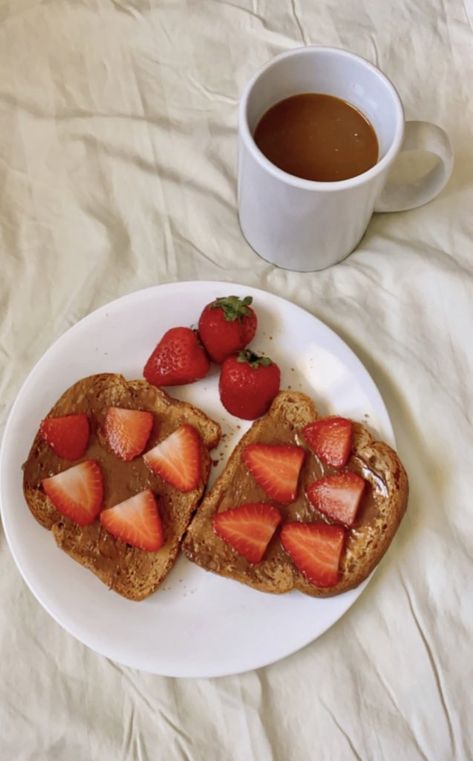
[{"left": 1, "top": 1, "right": 472, "bottom": 759}]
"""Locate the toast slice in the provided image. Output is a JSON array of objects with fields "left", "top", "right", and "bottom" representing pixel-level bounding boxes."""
[
  {"left": 23, "top": 373, "right": 221, "bottom": 601},
  {"left": 182, "top": 390, "right": 408, "bottom": 596}
]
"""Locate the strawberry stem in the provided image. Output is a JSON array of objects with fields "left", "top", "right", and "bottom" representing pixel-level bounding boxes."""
[
  {"left": 211, "top": 295, "right": 253, "bottom": 322},
  {"left": 236, "top": 349, "right": 272, "bottom": 368}
]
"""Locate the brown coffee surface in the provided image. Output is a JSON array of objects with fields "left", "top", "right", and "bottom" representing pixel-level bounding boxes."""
[{"left": 254, "top": 93, "right": 378, "bottom": 182}]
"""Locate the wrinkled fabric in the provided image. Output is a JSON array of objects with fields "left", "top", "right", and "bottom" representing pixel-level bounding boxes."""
[{"left": 1, "top": 1, "right": 472, "bottom": 759}]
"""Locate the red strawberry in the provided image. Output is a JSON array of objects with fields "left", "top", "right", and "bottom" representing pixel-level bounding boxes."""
[
  {"left": 39, "top": 414, "right": 89, "bottom": 460},
  {"left": 243, "top": 443, "right": 305, "bottom": 503},
  {"left": 219, "top": 350, "right": 281, "bottom": 420},
  {"left": 303, "top": 417, "right": 353, "bottom": 467},
  {"left": 104, "top": 407, "right": 154, "bottom": 461},
  {"left": 307, "top": 472, "right": 365, "bottom": 527},
  {"left": 143, "top": 423, "right": 201, "bottom": 492},
  {"left": 143, "top": 327, "right": 210, "bottom": 387},
  {"left": 100, "top": 489, "right": 164, "bottom": 552},
  {"left": 198, "top": 295, "right": 257, "bottom": 363},
  {"left": 280, "top": 522, "right": 346, "bottom": 588},
  {"left": 42, "top": 460, "right": 103, "bottom": 526},
  {"left": 212, "top": 502, "right": 281, "bottom": 563}
]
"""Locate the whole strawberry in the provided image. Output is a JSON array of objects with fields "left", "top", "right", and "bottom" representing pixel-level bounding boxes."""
[
  {"left": 143, "top": 327, "right": 210, "bottom": 386},
  {"left": 198, "top": 295, "right": 257, "bottom": 363},
  {"left": 219, "top": 350, "right": 281, "bottom": 420}
]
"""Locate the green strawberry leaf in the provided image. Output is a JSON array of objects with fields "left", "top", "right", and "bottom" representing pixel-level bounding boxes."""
[{"left": 211, "top": 295, "right": 253, "bottom": 322}]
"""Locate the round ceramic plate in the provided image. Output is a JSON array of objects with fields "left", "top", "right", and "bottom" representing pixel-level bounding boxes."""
[{"left": 0, "top": 281, "right": 394, "bottom": 678}]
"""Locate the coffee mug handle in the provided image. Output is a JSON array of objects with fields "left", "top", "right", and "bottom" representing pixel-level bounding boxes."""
[{"left": 374, "top": 121, "right": 453, "bottom": 213}]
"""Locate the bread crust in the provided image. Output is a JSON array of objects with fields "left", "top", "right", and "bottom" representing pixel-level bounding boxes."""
[
  {"left": 182, "top": 391, "right": 408, "bottom": 596},
  {"left": 23, "top": 373, "right": 221, "bottom": 600}
]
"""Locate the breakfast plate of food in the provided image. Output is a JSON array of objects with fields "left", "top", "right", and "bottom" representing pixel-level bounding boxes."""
[{"left": 0, "top": 281, "right": 408, "bottom": 677}]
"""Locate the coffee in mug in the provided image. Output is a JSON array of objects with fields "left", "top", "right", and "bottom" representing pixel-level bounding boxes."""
[{"left": 254, "top": 93, "right": 379, "bottom": 182}]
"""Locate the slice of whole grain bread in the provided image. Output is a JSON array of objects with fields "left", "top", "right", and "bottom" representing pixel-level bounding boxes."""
[
  {"left": 23, "top": 373, "right": 221, "bottom": 601},
  {"left": 182, "top": 390, "right": 408, "bottom": 596}
]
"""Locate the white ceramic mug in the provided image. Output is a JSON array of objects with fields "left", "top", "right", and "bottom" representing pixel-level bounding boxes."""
[{"left": 238, "top": 46, "right": 453, "bottom": 272}]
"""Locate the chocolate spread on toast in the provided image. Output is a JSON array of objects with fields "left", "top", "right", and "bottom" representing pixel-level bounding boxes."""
[{"left": 184, "top": 414, "right": 387, "bottom": 575}]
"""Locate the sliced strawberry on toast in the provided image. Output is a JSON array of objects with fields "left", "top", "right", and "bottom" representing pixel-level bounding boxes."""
[
  {"left": 213, "top": 502, "right": 281, "bottom": 564},
  {"left": 280, "top": 522, "right": 346, "bottom": 588},
  {"left": 307, "top": 471, "right": 366, "bottom": 527},
  {"left": 302, "top": 417, "right": 353, "bottom": 467},
  {"left": 42, "top": 460, "right": 103, "bottom": 526},
  {"left": 143, "top": 423, "right": 202, "bottom": 492},
  {"left": 243, "top": 443, "right": 305, "bottom": 503},
  {"left": 104, "top": 407, "right": 154, "bottom": 461},
  {"left": 100, "top": 489, "right": 164, "bottom": 552},
  {"left": 39, "top": 414, "right": 90, "bottom": 460}
]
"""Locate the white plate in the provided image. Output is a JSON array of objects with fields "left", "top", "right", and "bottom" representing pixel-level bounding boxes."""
[{"left": 0, "top": 281, "right": 394, "bottom": 678}]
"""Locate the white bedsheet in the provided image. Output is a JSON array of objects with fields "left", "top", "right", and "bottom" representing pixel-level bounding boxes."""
[{"left": 1, "top": 1, "right": 472, "bottom": 758}]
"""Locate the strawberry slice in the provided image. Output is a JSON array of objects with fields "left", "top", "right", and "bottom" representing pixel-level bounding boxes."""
[
  {"left": 100, "top": 489, "right": 164, "bottom": 552},
  {"left": 302, "top": 417, "right": 353, "bottom": 467},
  {"left": 243, "top": 444, "right": 305, "bottom": 503},
  {"left": 143, "top": 424, "right": 201, "bottom": 492},
  {"left": 39, "top": 414, "right": 90, "bottom": 460},
  {"left": 42, "top": 460, "right": 103, "bottom": 526},
  {"left": 104, "top": 407, "right": 154, "bottom": 461},
  {"left": 280, "top": 522, "right": 346, "bottom": 587},
  {"left": 307, "top": 472, "right": 365, "bottom": 527},
  {"left": 212, "top": 502, "right": 281, "bottom": 563}
]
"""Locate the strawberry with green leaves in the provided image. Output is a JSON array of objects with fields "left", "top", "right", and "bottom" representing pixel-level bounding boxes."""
[
  {"left": 219, "top": 349, "right": 281, "bottom": 420},
  {"left": 198, "top": 295, "right": 257, "bottom": 363}
]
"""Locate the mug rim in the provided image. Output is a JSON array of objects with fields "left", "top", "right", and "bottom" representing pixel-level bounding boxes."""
[{"left": 239, "top": 45, "right": 405, "bottom": 191}]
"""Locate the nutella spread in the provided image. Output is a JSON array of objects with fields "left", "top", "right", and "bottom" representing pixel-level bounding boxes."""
[
  {"left": 23, "top": 375, "right": 208, "bottom": 578},
  {"left": 24, "top": 382, "right": 177, "bottom": 504},
  {"left": 210, "top": 417, "right": 388, "bottom": 575}
]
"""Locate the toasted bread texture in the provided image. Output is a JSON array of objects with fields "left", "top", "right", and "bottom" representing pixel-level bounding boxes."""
[
  {"left": 182, "top": 391, "right": 408, "bottom": 596},
  {"left": 23, "top": 373, "right": 221, "bottom": 601}
]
